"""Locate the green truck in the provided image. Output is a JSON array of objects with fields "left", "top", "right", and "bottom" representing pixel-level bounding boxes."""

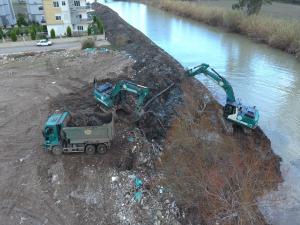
[{"left": 43, "top": 112, "right": 114, "bottom": 155}]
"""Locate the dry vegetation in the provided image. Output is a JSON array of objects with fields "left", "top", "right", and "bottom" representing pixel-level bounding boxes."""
[
  {"left": 144, "top": 0, "right": 300, "bottom": 58},
  {"left": 158, "top": 80, "right": 282, "bottom": 225}
]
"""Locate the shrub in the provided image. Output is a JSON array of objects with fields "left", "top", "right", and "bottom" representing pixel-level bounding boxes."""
[
  {"left": 87, "top": 25, "right": 92, "bottom": 35},
  {"left": 0, "top": 28, "right": 3, "bottom": 39},
  {"left": 17, "top": 13, "right": 28, "bottom": 27},
  {"left": 66, "top": 26, "right": 72, "bottom": 37},
  {"left": 30, "top": 29, "right": 36, "bottom": 40},
  {"left": 24, "top": 28, "right": 29, "bottom": 36},
  {"left": 50, "top": 29, "right": 56, "bottom": 38},
  {"left": 15, "top": 27, "right": 20, "bottom": 36},
  {"left": 96, "top": 18, "right": 104, "bottom": 34},
  {"left": 10, "top": 30, "right": 17, "bottom": 42},
  {"left": 81, "top": 38, "right": 95, "bottom": 49},
  {"left": 42, "top": 25, "right": 48, "bottom": 33}
]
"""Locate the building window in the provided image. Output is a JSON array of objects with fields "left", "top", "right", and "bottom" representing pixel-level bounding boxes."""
[
  {"left": 74, "top": 1, "right": 80, "bottom": 6},
  {"left": 38, "top": 6, "right": 43, "bottom": 10},
  {"left": 62, "top": 1, "right": 65, "bottom": 6},
  {"left": 77, "top": 26, "right": 83, "bottom": 31},
  {"left": 53, "top": 1, "right": 59, "bottom": 7},
  {"left": 76, "top": 14, "right": 82, "bottom": 19},
  {"left": 55, "top": 16, "right": 61, "bottom": 20}
]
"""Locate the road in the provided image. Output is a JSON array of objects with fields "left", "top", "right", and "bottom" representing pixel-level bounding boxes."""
[{"left": 0, "top": 36, "right": 109, "bottom": 55}]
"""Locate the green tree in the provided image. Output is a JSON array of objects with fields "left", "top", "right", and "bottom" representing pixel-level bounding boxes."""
[
  {"left": 87, "top": 25, "right": 92, "bottom": 35},
  {"left": 10, "top": 30, "right": 17, "bottom": 42},
  {"left": 50, "top": 29, "right": 56, "bottom": 38},
  {"left": 232, "top": 0, "right": 272, "bottom": 15},
  {"left": 96, "top": 19, "right": 104, "bottom": 34},
  {"left": 30, "top": 26, "right": 36, "bottom": 40},
  {"left": 0, "top": 28, "right": 3, "bottom": 39},
  {"left": 17, "top": 13, "right": 28, "bottom": 27},
  {"left": 15, "top": 27, "right": 20, "bottom": 36},
  {"left": 66, "top": 26, "right": 72, "bottom": 37}
]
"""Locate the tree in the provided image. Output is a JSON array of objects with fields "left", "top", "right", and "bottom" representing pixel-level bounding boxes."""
[
  {"left": 87, "top": 25, "right": 92, "bottom": 35},
  {"left": 10, "top": 30, "right": 17, "bottom": 42},
  {"left": 232, "top": 0, "right": 272, "bottom": 15},
  {"left": 30, "top": 26, "right": 36, "bottom": 40},
  {"left": 50, "top": 29, "right": 56, "bottom": 38},
  {"left": 0, "top": 28, "right": 3, "bottom": 39},
  {"left": 96, "top": 19, "right": 104, "bottom": 34},
  {"left": 92, "top": 16, "right": 104, "bottom": 34},
  {"left": 17, "top": 13, "right": 28, "bottom": 27},
  {"left": 66, "top": 26, "right": 72, "bottom": 37}
]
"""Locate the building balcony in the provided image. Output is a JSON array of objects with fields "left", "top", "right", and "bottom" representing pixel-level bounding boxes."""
[
  {"left": 71, "top": 18, "right": 93, "bottom": 25},
  {"left": 70, "top": 5, "right": 93, "bottom": 11}
]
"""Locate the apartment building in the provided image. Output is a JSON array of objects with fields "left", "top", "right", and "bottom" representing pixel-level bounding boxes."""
[
  {"left": 0, "top": 0, "right": 16, "bottom": 27},
  {"left": 43, "top": 0, "right": 92, "bottom": 36},
  {"left": 26, "top": 0, "right": 45, "bottom": 23}
]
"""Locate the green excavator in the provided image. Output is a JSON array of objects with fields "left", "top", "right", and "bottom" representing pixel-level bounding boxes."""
[
  {"left": 93, "top": 79, "right": 150, "bottom": 114},
  {"left": 186, "top": 63, "right": 259, "bottom": 129}
]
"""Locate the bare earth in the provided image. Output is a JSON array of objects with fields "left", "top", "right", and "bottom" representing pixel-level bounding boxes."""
[{"left": 0, "top": 50, "right": 179, "bottom": 225}]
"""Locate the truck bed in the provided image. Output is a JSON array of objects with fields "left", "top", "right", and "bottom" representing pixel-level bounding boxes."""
[{"left": 63, "top": 122, "right": 114, "bottom": 144}]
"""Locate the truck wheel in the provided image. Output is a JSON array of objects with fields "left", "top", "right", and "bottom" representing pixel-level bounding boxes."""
[
  {"left": 52, "top": 146, "right": 63, "bottom": 155},
  {"left": 97, "top": 144, "right": 107, "bottom": 154},
  {"left": 85, "top": 145, "right": 96, "bottom": 155}
]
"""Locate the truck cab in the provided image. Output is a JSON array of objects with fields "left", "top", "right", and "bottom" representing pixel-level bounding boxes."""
[{"left": 43, "top": 112, "right": 70, "bottom": 151}]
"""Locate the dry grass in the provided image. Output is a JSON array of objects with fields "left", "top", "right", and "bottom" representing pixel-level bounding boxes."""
[
  {"left": 157, "top": 80, "right": 282, "bottom": 225},
  {"left": 147, "top": 0, "right": 300, "bottom": 56}
]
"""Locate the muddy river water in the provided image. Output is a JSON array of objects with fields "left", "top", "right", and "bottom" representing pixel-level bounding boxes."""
[{"left": 99, "top": 1, "right": 300, "bottom": 224}]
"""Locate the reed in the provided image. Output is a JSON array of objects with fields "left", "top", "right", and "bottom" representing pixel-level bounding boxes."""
[{"left": 151, "top": 0, "right": 300, "bottom": 56}]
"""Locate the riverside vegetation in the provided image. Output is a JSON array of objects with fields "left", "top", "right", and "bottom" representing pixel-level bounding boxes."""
[{"left": 143, "top": 0, "right": 300, "bottom": 59}]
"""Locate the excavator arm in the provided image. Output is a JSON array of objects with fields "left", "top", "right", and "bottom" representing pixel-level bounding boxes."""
[
  {"left": 94, "top": 79, "right": 149, "bottom": 113},
  {"left": 186, "top": 63, "right": 236, "bottom": 104}
]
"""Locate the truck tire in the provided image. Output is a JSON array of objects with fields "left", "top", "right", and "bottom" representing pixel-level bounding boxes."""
[
  {"left": 85, "top": 145, "right": 96, "bottom": 155},
  {"left": 97, "top": 144, "right": 107, "bottom": 154},
  {"left": 52, "top": 146, "right": 63, "bottom": 155}
]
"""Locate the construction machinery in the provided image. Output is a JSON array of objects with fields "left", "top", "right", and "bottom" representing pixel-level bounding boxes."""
[
  {"left": 93, "top": 79, "right": 150, "bottom": 114},
  {"left": 186, "top": 63, "right": 259, "bottom": 129},
  {"left": 43, "top": 112, "right": 114, "bottom": 155}
]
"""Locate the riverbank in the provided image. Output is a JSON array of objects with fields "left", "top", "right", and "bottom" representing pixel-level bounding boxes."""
[
  {"left": 136, "top": 0, "right": 300, "bottom": 60},
  {"left": 94, "top": 3, "right": 282, "bottom": 225}
]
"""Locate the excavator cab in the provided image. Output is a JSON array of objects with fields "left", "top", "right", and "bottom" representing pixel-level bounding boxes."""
[
  {"left": 226, "top": 101, "right": 259, "bottom": 129},
  {"left": 93, "top": 79, "right": 149, "bottom": 114},
  {"left": 94, "top": 81, "right": 114, "bottom": 109}
]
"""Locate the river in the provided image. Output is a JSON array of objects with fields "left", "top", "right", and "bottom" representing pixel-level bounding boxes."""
[{"left": 99, "top": 1, "right": 300, "bottom": 224}]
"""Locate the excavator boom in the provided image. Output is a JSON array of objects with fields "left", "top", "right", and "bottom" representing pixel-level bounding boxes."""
[
  {"left": 186, "top": 63, "right": 259, "bottom": 129},
  {"left": 186, "top": 63, "right": 235, "bottom": 103}
]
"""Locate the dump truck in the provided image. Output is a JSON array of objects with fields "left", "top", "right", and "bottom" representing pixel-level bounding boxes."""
[{"left": 43, "top": 111, "right": 114, "bottom": 155}]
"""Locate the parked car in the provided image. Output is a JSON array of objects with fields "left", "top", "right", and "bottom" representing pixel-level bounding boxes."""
[{"left": 36, "top": 39, "right": 52, "bottom": 46}]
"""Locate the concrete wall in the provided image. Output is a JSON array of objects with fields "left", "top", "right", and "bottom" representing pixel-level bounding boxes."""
[
  {"left": 47, "top": 23, "right": 70, "bottom": 36},
  {"left": 26, "top": 0, "right": 44, "bottom": 23}
]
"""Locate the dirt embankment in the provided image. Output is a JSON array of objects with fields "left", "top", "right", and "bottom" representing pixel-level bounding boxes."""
[{"left": 94, "top": 3, "right": 282, "bottom": 225}]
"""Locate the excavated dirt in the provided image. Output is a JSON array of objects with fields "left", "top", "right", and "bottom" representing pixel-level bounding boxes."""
[
  {"left": 0, "top": 49, "right": 182, "bottom": 225},
  {"left": 0, "top": 3, "right": 281, "bottom": 225}
]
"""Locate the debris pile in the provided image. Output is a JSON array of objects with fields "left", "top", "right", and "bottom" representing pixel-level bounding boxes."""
[{"left": 109, "top": 169, "right": 181, "bottom": 225}]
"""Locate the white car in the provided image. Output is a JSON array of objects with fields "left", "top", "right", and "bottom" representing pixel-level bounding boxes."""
[{"left": 36, "top": 39, "right": 52, "bottom": 46}]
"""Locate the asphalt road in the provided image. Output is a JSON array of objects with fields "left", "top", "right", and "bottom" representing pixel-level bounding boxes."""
[{"left": 0, "top": 40, "right": 108, "bottom": 55}]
